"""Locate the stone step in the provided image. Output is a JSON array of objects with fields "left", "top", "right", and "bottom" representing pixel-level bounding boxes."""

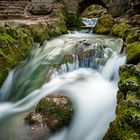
[
  {"left": 0, "top": 14, "right": 25, "bottom": 19},
  {"left": 0, "top": 0, "right": 30, "bottom": 19},
  {"left": 0, "top": 2, "right": 28, "bottom": 7},
  {"left": 0, "top": 7, "right": 25, "bottom": 11},
  {"left": 0, "top": 3, "right": 28, "bottom": 7},
  {"left": 0, "top": 10, "right": 25, "bottom": 14}
]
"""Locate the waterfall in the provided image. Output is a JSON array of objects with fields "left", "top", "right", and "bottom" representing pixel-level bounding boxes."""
[
  {"left": 0, "top": 32, "right": 126, "bottom": 140},
  {"left": 82, "top": 18, "right": 98, "bottom": 27}
]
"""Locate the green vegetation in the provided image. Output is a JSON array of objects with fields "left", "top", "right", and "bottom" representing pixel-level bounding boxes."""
[
  {"left": 126, "top": 27, "right": 140, "bottom": 44},
  {"left": 103, "top": 64, "right": 140, "bottom": 140},
  {"left": 93, "top": 14, "right": 115, "bottom": 34},
  {"left": 26, "top": 95, "right": 74, "bottom": 131},
  {"left": 126, "top": 42, "right": 140, "bottom": 64},
  {"left": 65, "top": 15, "right": 82, "bottom": 27},
  {"left": 111, "top": 23, "right": 131, "bottom": 40},
  {"left": 0, "top": 26, "right": 33, "bottom": 85}
]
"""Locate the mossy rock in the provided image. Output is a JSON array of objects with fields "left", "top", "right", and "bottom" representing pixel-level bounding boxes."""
[
  {"left": 47, "top": 18, "right": 67, "bottom": 38},
  {"left": 103, "top": 64, "right": 140, "bottom": 140},
  {"left": 0, "top": 26, "right": 33, "bottom": 85},
  {"left": 111, "top": 23, "right": 131, "bottom": 40},
  {"left": 48, "top": 6, "right": 67, "bottom": 37},
  {"left": 26, "top": 95, "right": 74, "bottom": 131},
  {"left": 126, "top": 41, "right": 140, "bottom": 64},
  {"left": 65, "top": 15, "right": 82, "bottom": 27},
  {"left": 126, "top": 27, "right": 140, "bottom": 44},
  {"left": 93, "top": 14, "right": 115, "bottom": 34},
  {"left": 27, "top": 22, "right": 49, "bottom": 43},
  {"left": 103, "top": 101, "right": 140, "bottom": 140}
]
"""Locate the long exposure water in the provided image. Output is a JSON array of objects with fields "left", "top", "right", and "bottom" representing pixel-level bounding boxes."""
[{"left": 0, "top": 31, "right": 126, "bottom": 140}]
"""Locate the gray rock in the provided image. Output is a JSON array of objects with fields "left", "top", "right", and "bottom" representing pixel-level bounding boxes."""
[{"left": 30, "top": 0, "right": 57, "bottom": 15}]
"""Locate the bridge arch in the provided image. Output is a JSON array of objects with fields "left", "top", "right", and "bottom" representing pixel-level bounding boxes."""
[{"left": 77, "top": 0, "right": 108, "bottom": 16}]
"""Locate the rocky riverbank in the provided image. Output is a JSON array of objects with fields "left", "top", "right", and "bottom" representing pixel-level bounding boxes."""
[
  {"left": 0, "top": 4, "right": 67, "bottom": 86},
  {"left": 93, "top": 13, "right": 140, "bottom": 140}
]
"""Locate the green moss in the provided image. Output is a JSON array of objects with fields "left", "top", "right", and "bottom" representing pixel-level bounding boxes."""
[
  {"left": 35, "top": 95, "right": 74, "bottom": 131},
  {"left": 126, "top": 27, "right": 140, "bottom": 44},
  {"left": 65, "top": 15, "right": 82, "bottom": 27},
  {"left": 111, "top": 23, "right": 131, "bottom": 40},
  {"left": 47, "top": 18, "right": 67, "bottom": 38},
  {"left": 27, "top": 23, "right": 49, "bottom": 43},
  {"left": 126, "top": 41, "right": 140, "bottom": 64},
  {"left": 104, "top": 64, "right": 140, "bottom": 140},
  {"left": 94, "top": 14, "right": 115, "bottom": 34},
  {"left": 0, "top": 26, "right": 33, "bottom": 85}
]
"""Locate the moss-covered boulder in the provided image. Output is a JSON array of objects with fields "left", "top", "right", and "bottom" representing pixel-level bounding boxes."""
[
  {"left": 26, "top": 22, "right": 49, "bottom": 43},
  {"left": 126, "top": 27, "right": 140, "bottom": 44},
  {"left": 126, "top": 41, "right": 140, "bottom": 64},
  {"left": 0, "top": 26, "right": 33, "bottom": 85},
  {"left": 25, "top": 95, "right": 74, "bottom": 131},
  {"left": 103, "top": 64, "right": 140, "bottom": 140},
  {"left": 65, "top": 15, "right": 82, "bottom": 27},
  {"left": 48, "top": 4, "right": 67, "bottom": 36},
  {"left": 111, "top": 23, "right": 131, "bottom": 40},
  {"left": 93, "top": 14, "right": 115, "bottom": 34}
]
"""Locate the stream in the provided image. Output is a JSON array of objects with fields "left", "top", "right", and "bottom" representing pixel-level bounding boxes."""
[{"left": 0, "top": 30, "right": 126, "bottom": 140}]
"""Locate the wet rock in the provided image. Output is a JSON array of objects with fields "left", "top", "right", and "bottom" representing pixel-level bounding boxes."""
[
  {"left": 25, "top": 95, "right": 74, "bottom": 132},
  {"left": 93, "top": 14, "right": 115, "bottom": 35}
]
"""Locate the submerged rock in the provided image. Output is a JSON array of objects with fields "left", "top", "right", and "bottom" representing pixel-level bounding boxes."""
[
  {"left": 25, "top": 95, "right": 74, "bottom": 132},
  {"left": 103, "top": 64, "right": 140, "bottom": 140}
]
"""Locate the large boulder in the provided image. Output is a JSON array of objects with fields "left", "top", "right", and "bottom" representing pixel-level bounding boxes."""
[
  {"left": 93, "top": 14, "right": 115, "bottom": 34},
  {"left": 25, "top": 95, "right": 74, "bottom": 132}
]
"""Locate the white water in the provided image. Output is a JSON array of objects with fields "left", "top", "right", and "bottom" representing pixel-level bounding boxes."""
[
  {"left": 0, "top": 32, "right": 126, "bottom": 140},
  {"left": 82, "top": 18, "right": 98, "bottom": 27}
]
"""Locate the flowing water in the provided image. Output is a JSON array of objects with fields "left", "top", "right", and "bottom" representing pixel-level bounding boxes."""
[
  {"left": 82, "top": 18, "right": 98, "bottom": 27},
  {"left": 0, "top": 31, "right": 126, "bottom": 140}
]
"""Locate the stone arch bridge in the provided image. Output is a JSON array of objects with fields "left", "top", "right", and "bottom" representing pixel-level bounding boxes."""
[{"left": 59, "top": 0, "right": 140, "bottom": 17}]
